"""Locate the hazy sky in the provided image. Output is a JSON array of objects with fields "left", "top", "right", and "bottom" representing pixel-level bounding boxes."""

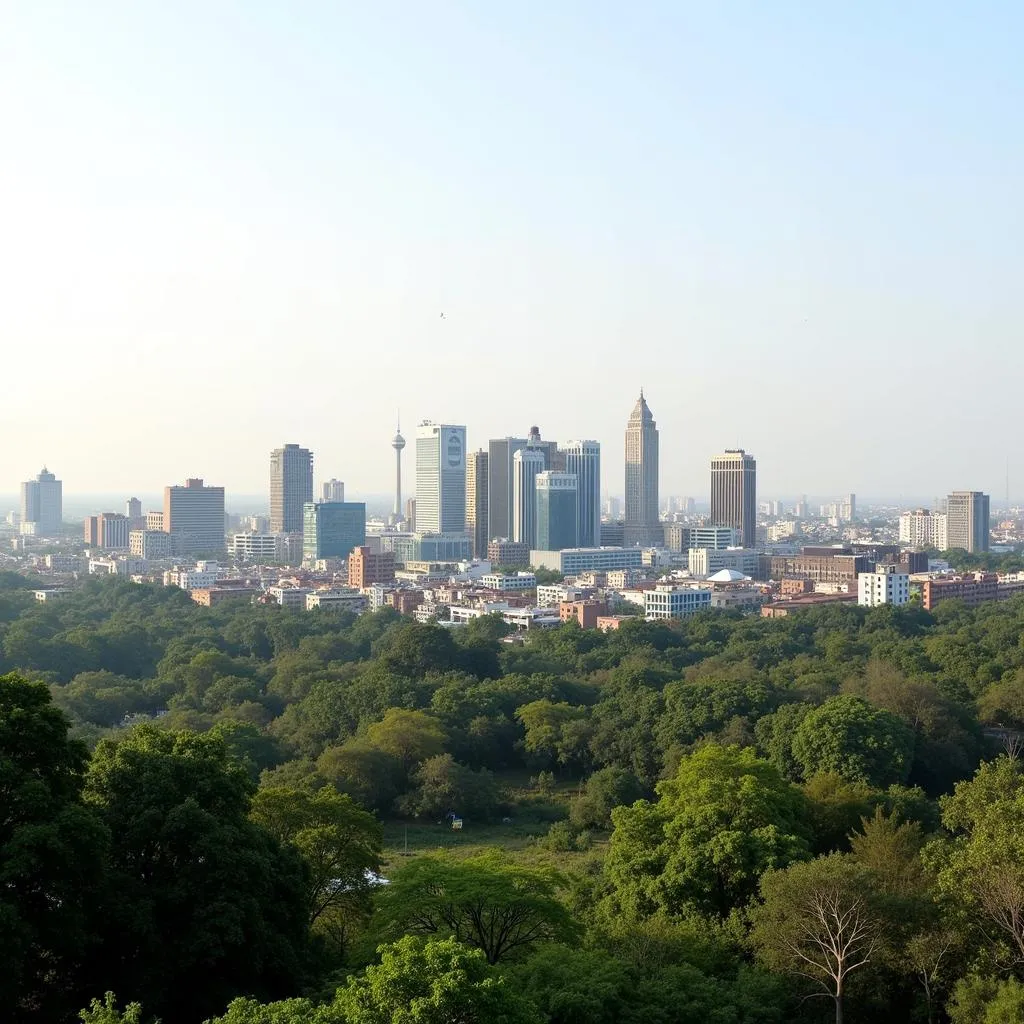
[{"left": 1, "top": 2, "right": 1021, "bottom": 503}]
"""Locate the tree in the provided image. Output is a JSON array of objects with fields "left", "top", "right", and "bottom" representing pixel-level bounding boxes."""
[
  {"left": 365, "top": 709, "right": 447, "bottom": 773},
  {"left": 949, "top": 975, "right": 1024, "bottom": 1024},
  {"left": 751, "top": 854, "right": 884, "bottom": 1024},
  {"left": 398, "top": 753, "right": 501, "bottom": 821},
  {"left": 570, "top": 766, "right": 645, "bottom": 830},
  {"left": 605, "top": 744, "right": 810, "bottom": 918},
  {"left": 317, "top": 739, "right": 404, "bottom": 811},
  {"left": 83, "top": 726, "right": 311, "bottom": 1022},
  {"left": 515, "top": 699, "right": 592, "bottom": 773},
  {"left": 78, "top": 992, "right": 147, "bottom": 1024},
  {"left": 0, "top": 674, "right": 109, "bottom": 1024},
  {"left": 792, "top": 695, "right": 915, "bottom": 787},
  {"left": 377, "top": 852, "right": 575, "bottom": 964}
]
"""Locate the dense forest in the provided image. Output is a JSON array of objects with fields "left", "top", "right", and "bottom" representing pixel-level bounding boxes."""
[{"left": 6, "top": 571, "right": 1024, "bottom": 1022}]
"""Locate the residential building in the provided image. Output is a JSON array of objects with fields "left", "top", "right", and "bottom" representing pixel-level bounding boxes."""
[
  {"left": 416, "top": 422, "right": 466, "bottom": 534},
  {"left": 322, "top": 479, "right": 345, "bottom": 502},
  {"left": 302, "top": 502, "right": 366, "bottom": 561},
  {"left": 536, "top": 471, "right": 578, "bottom": 552},
  {"left": 624, "top": 392, "right": 660, "bottom": 546},
  {"left": 487, "top": 539, "right": 529, "bottom": 567},
  {"left": 710, "top": 449, "right": 757, "bottom": 549},
  {"left": 688, "top": 547, "right": 761, "bottom": 578},
  {"left": 644, "top": 584, "right": 713, "bottom": 620},
  {"left": 270, "top": 444, "right": 314, "bottom": 534},
  {"left": 662, "top": 523, "right": 687, "bottom": 552},
  {"left": 560, "top": 600, "right": 607, "bottom": 629},
  {"left": 858, "top": 565, "right": 910, "bottom": 607},
  {"left": 307, "top": 588, "right": 367, "bottom": 613},
  {"left": 228, "top": 533, "right": 279, "bottom": 561},
  {"left": 130, "top": 530, "right": 173, "bottom": 559},
  {"left": 946, "top": 491, "right": 990, "bottom": 553},
  {"left": 268, "top": 586, "right": 313, "bottom": 609},
  {"left": 537, "top": 584, "right": 586, "bottom": 606},
  {"left": 687, "top": 526, "right": 741, "bottom": 550},
  {"left": 899, "top": 509, "right": 948, "bottom": 549},
  {"left": 512, "top": 447, "right": 546, "bottom": 548},
  {"left": 348, "top": 546, "right": 395, "bottom": 589},
  {"left": 86, "top": 512, "right": 129, "bottom": 550},
  {"left": 405, "top": 498, "right": 416, "bottom": 532},
  {"left": 191, "top": 585, "right": 259, "bottom": 606},
  {"left": 466, "top": 449, "right": 489, "bottom": 559},
  {"left": 84, "top": 516, "right": 100, "bottom": 547},
  {"left": 920, "top": 573, "right": 1000, "bottom": 612},
  {"left": 480, "top": 572, "right": 537, "bottom": 591},
  {"left": 530, "top": 547, "right": 645, "bottom": 574},
  {"left": 20, "top": 467, "right": 62, "bottom": 536},
  {"left": 561, "top": 440, "right": 601, "bottom": 547},
  {"left": 145, "top": 510, "right": 165, "bottom": 531},
  {"left": 163, "top": 479, "right": 225, "bottom": 554}
]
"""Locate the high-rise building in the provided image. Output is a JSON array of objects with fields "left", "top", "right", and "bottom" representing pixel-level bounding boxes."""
[
  {"left": 842, "top": 494, "right": 857, "bottom": 522},
  {"left": 86, "top": 512, "right": 129, "bottom": 550},
  {"left": 603, "top": 497, "right": 621, "bottom": 520},
  {"left": 513, "top": 447, "right": 546, "bottom": 548},
  {"left": 487, "top": 436, "right": 527, "bottom": 541},
  {"left": 536, "top": 471, "right": 578, "bottom": 551},
  {"left": 126, "top": 497, "right": 143, "bottom": 529},
  {"left": 946, "top": 491, "right": 990, "bottom": 553},
  {"left": 405, "top": 498, "right": 416, "bottom": 532},
  {"left": 270, "top": 444, "right": 313, "bottom": 534},
  {"left": 20, "top": 467, "right": 62, "bottom": 536},
  {"left": 899, "top": 509, "right": 946, "bottom": 549},
  {"left": 322, "top": 479, "right": 345, "bottom": 503},
  {"left": 302, "top": 501, "right": 367, "bottom": 561},
  {"left": 562, "top": 440, "right": 601, "bottom": 547},
  {"left": 710, "top": 450, "right": 757, "bottom": 549},
  {"left": 465, "top": 449, "right": 489, "bottom": 559},
  {"left": 392, "top": 421, "right": 406, "bottom": 520},
  {"left": 415, "top": 422, "right": 466, "bottom": 534},
  {"left": 624, "top": 393, "right": 659, "bottom": 546},
  {"left": 163, "top": 479, "right": 226, "bottom": 553}
]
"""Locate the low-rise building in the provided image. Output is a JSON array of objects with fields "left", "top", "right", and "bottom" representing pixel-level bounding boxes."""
[
  {"left": 306, "top": 588, "right": 367, "bottom": 613},
  {"left": 688, "top": 547, "right": 762, "bottom": 578},
  {"left": 486, "top": 539, "right": 530, "bottom": 566},
  {"left": 480, "top": 572, "right": 537, "bottom": 591},
  {"left": 130, "top": 530, "right": 173, "bottom": 559},
  {"left": 530, "top": 547, "right": 644, "bottom": 574},
  {"left": 191, "top": 585, "right": 260, "bottom": 606},
  {"left": 348, "top": 546, "right": 396, "bottom": 589},
  {"left": 268, "top": 586, "right": 313, "bottom": 609},
  {"left": 559, "top": 599, "right": 607, "bottom": 628},
  {"left": 644, "top": 584, "right": 713, "bottom": 620},
  {"left": 858, "top": 565, "right": 910, "bottom": 607},
  {"left": 229, "top": 533, "right": 279, "bottom": 561}
]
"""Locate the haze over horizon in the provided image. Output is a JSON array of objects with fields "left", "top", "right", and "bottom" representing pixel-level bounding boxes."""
[{"left": 2, "top": 3, "right": 1021, "bottom": 500}]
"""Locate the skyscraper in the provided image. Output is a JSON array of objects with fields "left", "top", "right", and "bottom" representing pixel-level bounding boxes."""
[
  {"left": 487, "top": 436, "right": 527, "bottom": 540},
  {"left": 513, "top": 447, "right": 546, "bottom": 548},
  {"left": 164, "top": 479, "right": 226, "bottom": 553},
  {"left": 322, "top": 479, "right": 345, "bottom": 502},
  {"left": 536, "top": 471, "right": 578, "bottom": 551},
  {"left": 20, "top": 467, "right": 62, "bottom": 536},
  {"left": 624, "top": 393, "right": 659, "bottom": 546},
  {"left": 392, "top": 421, "right": 406, "bottom": 521},
  {"left": 946, "top": 491, "right": 990, "bottom": 553},
  {"left": 710, "top": 450, "right": 757, "bottom": 549},
  {"left": 302, "top": 501, "right": 367, "bottom": 561},
  {"left": 562, "top": 440, "right": 601, "bottom": 547},
  {"left": 270, "top": 444, "right": 313, "bottom": 533},
  {"left": 415, "top": 422, "right": 466, "bottom": 534},
  {"left": 466, "top": 449, "right": 489, "bottom": 559}
]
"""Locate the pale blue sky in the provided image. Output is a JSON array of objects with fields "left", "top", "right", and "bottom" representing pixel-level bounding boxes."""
[{"left": 1, "top": 2, "right": 1020, "bottom": 502}]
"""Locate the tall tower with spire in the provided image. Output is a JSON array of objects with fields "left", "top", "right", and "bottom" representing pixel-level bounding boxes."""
[
  {"left": 391, "top": 417, "right": 406, "bottom": 522},
  {"left": 624, "top": 390, "right": 660, "bottom": 546}
]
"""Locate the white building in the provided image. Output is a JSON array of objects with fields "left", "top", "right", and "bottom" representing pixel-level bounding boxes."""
[
  {"left": 857, "top": 565, "right": 910, "bottom": 607},
  {"left": 767, "top": 521, "right": 799, "bottom": 543},
  {"left": 536, "top": 584, "right": 585, "bottom": 606},
  {"left": 166, "top": 562, "right": 222, "bottom": 590},
  {"left": 268, "top": 586, "right": 313, "bottom": 609},
  {"left": 688, "top": 547, "right": 762, "bottom": 578},
  {"left": 306, "top": 588, "right": 366, "bottom": 612},
  {"left": 481, "top": 572, "right": 537, "bottom": 592},
  {"left": 899, "top": 509, "right": 947, "bottom": 550},
  {"left": 512, "top": 447, "right": 546, "bottom": 548},
  {"left": 644, "top": 584, "right": 713, "bottom": 620},
  {"left": 687, "top": 526, "right": 741, "bottom": 550},
  {"left": 130, "top": 530, "right": 173, "bottom": 560},
  {"left": 415, "top": 422, "right": 467, "bottom": 534},
  {"left": 229, "top": 533, "right": 279, "bottom": 561},
  {"left": 530, "top": 547, "right": 645, "bottom": 574},
  {"left": 20, "top": 467, "right": 62, "bottom": 536}
]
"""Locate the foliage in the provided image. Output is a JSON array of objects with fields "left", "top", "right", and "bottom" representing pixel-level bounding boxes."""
[
  {"left": 397, "top": 753, "right": 501, "bottom": 821},
  {"left": 79, "top": 993, "right": 149, "bottom": 1024}
]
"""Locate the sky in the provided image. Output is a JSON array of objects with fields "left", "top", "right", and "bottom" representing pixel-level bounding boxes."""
[{"left": 1, "top": 2, "right": 1021, "bottom": 504}]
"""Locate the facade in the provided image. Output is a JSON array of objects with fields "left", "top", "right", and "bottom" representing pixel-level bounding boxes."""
[
  {"left": 465, "top": 449, "right": 489, "bottom": 559},
  {"left": 561, "top": 440, "right": 601, "bottom": 547},
  {"left": 920, "top": 573, "right": 1000, "bottom": 612},
  {"left": 302, "top": 501, "right": 367, "bottom": 561},
  {"left": 512, "top": 447, "right": 546, "bottom": 548},
  {"left": 391, "top": 532, "right": 473, "bottom": 563},
  {"left": 624, "top": 393, "right": 660, "bottom": 545},
  {"left": 480, "top": 572, "right": 537, "bottom": 591},
  {"left": 487, "top": 539, "right": 529, "bottom": 566},
  {"left": 530, "top": 546, "right": 645, "bottom": 574},
  {"left": 307, "top": 589, "right": 367, "bottom": 613},
  {"left": 560, "top": 600, "right": 607, "bottom": 629},
  {"left": 228, "top": 533, "right": 278, "bottom": 561},
  {"left": 348, "top": 546, "right": 396, "bottom": 589},
  {"left": 163, "top": 479, "right": 225, "bottom": 554},
  {"left": 145, "top": 510, "right": 165, "bottom": 531},
  {"left": 20, "top": 467, "right": 62, "bottom": 536},
  {"left": 710, "top": 450, "right": 757, "bottom": 549},
  {"left": 88, "top": 513, "right": 129, "bottom": 550},
  {"left": 321, "top": 479, "right": 345, "bottom": 503},
  {"left": 415, "top": 422, "right": 466, "bottom": 534},
  {"left": 270, "top": 444, "right": 314, "bottom": 534},
  {"left": 858, "top": 565, "right": 910, "bottom": 607},
  {"left": 770, "top": 552, "right": 870, "bottom": 584},
  {"left": 268, "top": 586, "right": 313, "bottom": 609},
  {"left": 191, "top": 585, "right": 259, "bottom": 606},
  {"left": 899, "top": 509, "right": 948, "bottom": 549},
  {"left": 687, "top": 526, "right": 741, "bottom": 550},
  {"left": 487, "top": 437, "right": 527, "bottom": 542},
  {"left": 129, "top": 530, "right": 172, "bottom": 559},
  {"left": 535, "top": 471, "right": 578, "bottom": 552},
  {"left": 644, "top": 584, "right": 713, "bottom": 620},
  {"left": 688, "top": 547, "right": 761, "bottom": 578},
  {"left": 945, "top": 491, "right": 990, "bottom": 553}
]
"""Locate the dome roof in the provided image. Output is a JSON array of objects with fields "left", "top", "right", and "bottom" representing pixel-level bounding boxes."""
[{"left": 707, "top": 568, "right": 750, "bottom": 582}]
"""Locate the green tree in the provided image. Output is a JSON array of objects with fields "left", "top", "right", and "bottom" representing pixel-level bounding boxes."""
[
  {"left": 516, "top": 699, "right": 592, "bottom": 773},
  {"left": 79, "top": 992, "right": 148, "bottom": 1024},
  {"left": 949, "top": 975, "right": 1024, "bottom": 1024},
  {"left": 397, "top": 753, "right": 501, "bottom": 821},
  {"left": 792, "top": 695, "right": 915, "bottom": 787},
  {"left": 605, "top": 744, "right": 810, "bottom": 919},
  {"left": 317, "top": 739, "right": 404, "bottom": 811},
  {"left": 365, "top": 709, "right": 447, "bottom": 773},
  {"left": 377, "top": 852, "right": 575, "bottom": 964},
  {"left": 570, "top": 766, "right": 645, "bottom": 830}
]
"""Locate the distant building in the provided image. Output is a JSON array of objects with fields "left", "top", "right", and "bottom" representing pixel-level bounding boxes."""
[
  {"left": 348, "top": 546, "right": 395, "bottom": 589},
  {"left": 487, "top": 539, "right": 530, "bottom": 567},
  {"left": 858, "top": 565, "right": 910, "bottom": 607},
  {"left": 770, "top": 552, "right": 870, "bottom": 584},
  {"left": 920, "top": 573, "right": 1000, "bottom": 612},
  {"left": 270, "top": 444, "right": 314, "bottom": 534},
  {"left": 512, "top": 447, "right": 546, "bottom": 549},
  {"left": 945, "top": 491, "right": 990, "bottom": 553},
  {"left": 688, "top": 547, "right": 761, "bottom": 578},
  {"left": 130, "top": 530, "right": 173, "bottom": 559},
  {"left": 306, "top": 588, "right": 367, "bottom": 613},
  {"left": 624, "top": 393, "right": 660, "bottom": 547},
  {"left": 20, "top": 467, "right": 62, "bottom": 536},
  {"left": 163, "top": 479, "right": 225, "bottom": 554},
  {"left": 710, "top": 450, "right": 757, "bottom": 549},
  {"left": 415, "top": 422, "right": 466, "bottom": 534},
  {"left": 487, "top": 437, "right": 527, "bottom": 542},
  {"left": 85, "top": 512, "right": 129, "bottom": 550},
  {"left": 145, "top": 510, "right": 165, "bottom": 532},
  {"left": 321, "top": 479, "right": 345, "bottom": 503},
  {"left": 481, "top": 572, "right": 537, "bottom": 592},
  {"left": 535, "top": 472, "right": 578, "bottom": 552},
  {"left": 391, "top": 532, "right": 473, "bottom": 563},
  {"left": 688, "top": 526, "right": 741, "bottom": 551},
  {"left": 561, "top": 440, "right": 601, "bottom": 547},
  {"left": 268, "top": 586, "right": 313, "bottom": 610},
  {"left": 405, "top": 498, "right": 416, "bottom": 532},
  {"left": 302, "top": 502, "right": 366, "bottom": 562},
  {"left": 899, "top": 509, "right": 947, "bottom": 549},
  {"left": 126, "top": 497, "right": 144, "bottom": 529},
  {"left": 530, "top": 547, "right": 644, "bottom": 574},
  {"left": 560, "top": 599, "right": 607, "bottom": 629},
  {"left": 465, "top": 449, "right": 489, "bottom": 559},
  {"left": 228, "top": 533, "right": 279, "bottom": 561},
  {"left": 644, "top": 584, "right": 712, "bottom": 620}
]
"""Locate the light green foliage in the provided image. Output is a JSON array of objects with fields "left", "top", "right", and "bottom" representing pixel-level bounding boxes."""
[
  {"left": 317, "top": 739, "right": 404, "bottom": 811},
  {"left": 515, "top": 699, "right": 593, "bottom": 772},
  {"left": 79, "top": 992, "right": 149, "bottom": 1024},
  {"left": 397, "top": 752, "right": 501, "bottom": 821},
  {"left": 206, "top": 996, "right": 335, "bottom": 1024},
  {"left": 364, "top": 709, "right": 447, "bottom": 772},
  {"left": 605, "top": 744, "right": 810, "bottom": 918},
  {"left": 949, "top": 975, "right": 1024, "bottom": 1024}
]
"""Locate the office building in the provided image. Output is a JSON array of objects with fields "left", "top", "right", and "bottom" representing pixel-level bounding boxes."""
[
  {"left": 348, "top": 546, "right": 395, "bottom": 589},
  {"left": 405, "top": 498, "right": 416, "bottom": 532},
  {"left": 535, "top": 471, "right": 579, "bottom": 552},
  {"left": 415, "top": 422, "right": 466, "bottom": 534},
  {"left": 163, "top": 479, "right": 225, "bottom": 554},
  {"left": 710, "top": 450, "right": 757, "bottom": 549},
  {"left": 530, "top": 546, "right": 644, "bottom": 574},
  {"left": 562, "top": 440, "right": 601, "bottom": 547},
  {"left": 604, "top": 497, "right": 621, "bottom": 519},
  {"left": 126, "top": 497, "right": 143, "bottom": 529},
  {"left": 487, "top": 539, "right": 530, "bottom": 566},
  {"left": 145, "top": 510, "right": 165, "bottom": 531},
  {"left": 487, "top": 437, "right": 528, "bottom": 541},
  {"left": 322, "top": 479, "right": 345, "bottom": 503},
  {"left": 770, "top": 551, "right": 870, "bottom": 584},
  {"left": 688, "top": 526, "right": 741, "bottom": 550},
  {"left": 302, "top": 502, "right": 366, "bottom": 561},
  {"left": 85, "top": 512, "right": 129, "bottom": 550},
  {"left": 513, "top": 447, "right": 546, "bottom": 548},
  {"left": 270, "top": 444, "right": 314, "bottom": 534},
  {"left": 841, "top": 494, "right": 857, "bottom": 522},
  {"left": 391, "top": 532, "right": 473, "bottom": 563},
  {"left": 130, "top": 530, "right": 172, "bottom": 559},
  {"left": 84, "top": 516, "right": 100, "bottom": 547},
  {"left": 466, "top": 449, "right": 489, "bottom": 559},
  {"left": 858, "top": 565, "right": 910, "bottom": 607},
  {"left": 946, "top": 491, "right": 990, "bottom": 553},
  {"left": 20, "top": 467, "right": 62, "bottom": 536},
  {"left": 228, "top": 532, "right": 278, "bottom": 561},
  {"left": 688, "top": 547, "right": 761, "bottom": 578},
  {"left": 644, "top": 584, "right": 713, "bottom": 621},
  {"left": 624, "top": 392, "right": 660, "bottom": 546},
  {"left": 526, "top": 425, "right": 560, "bottom": 470}
]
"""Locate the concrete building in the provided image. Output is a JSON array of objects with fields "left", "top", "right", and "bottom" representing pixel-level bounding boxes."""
[
  {"left": 480, "top": 572, "right": 537, "bottom": 591},
  {"left": 688, "top": 526, "right": 741, "bottom": 551},
  {"left": 268, "top": 586, "right": 313, "bottom": 609},
  {"left": 145, "top": 510, "right": 165, "bottom": 531},
  {"left": 624, "top": 392, "right": 660, "bottom": 546},
  {"left": 228, "top": 533, "right": 279, "bottom": 561},
  {"left": 416, "top": 422, "right": 466, "bottom": 534},
  {"left": 321, "top": 479, "right": 345, "bottom": 503},
  {"left": 270, "top": 444, "right": 313, "bottom": 534},
  {"left": 86, "top": 512, "right": 129, "bottom": 550},
  {"left": 858, "top": 565, "right": 910, "bottom": 607},
  {"left": 391, "top": 532, "right": 473, "bottom": 563},
  {"left": 163, "top": 479, "right": 225, "bottom": 554},
  {"left": 487, "top": 539, "right": 530, "bottom": 567},
  {"left": 126, "top": 497, "right": 143, "bottom": 529},
  {"left": 307, "top": 588, "right": 367, "bottom": 612},
  {"left": 530, "top": 546, "right": 644, "bottom": 574},
  {"left": 535, "top": 471, "right": 578, "bottom": 552},
  {"left": 946, "top": 491, "right": 990, "bottom": 553},
  {"left": 20, "top": 467, "right": 62, "bottom": 536},
  {"left": 466, "top": 449, "right": 489, "bottom": 559},
  {"left": 560, "top": 599, "right": 607, "bottom": 629},
  {"left": 770, "top": 551, "right": 870, "bottom": 584},
  {"left": 512, "top": 447, "right": 545, "bottom": 548},
  {"left": 710, "top": 449, "right": 757, "bottom": 549},
  {"left": 302, "top": 502, "right": 366, "bottom": 561},
  {"left": 130, "top": 530, "right": 172, "bottom": 559},
  {"left": 487, "top": 436, "right": 528, "bottom": 542},
  {"left": 688, "top": 547, "right": 761, "bottom": 578},
  {"left": 348, "top": 546, "right": 395, "bottom": 589},
  {"left": 561, "top": 440, "right": 601, "bottom": 547},
  {"left": 191, "top": 585, "right": 259, "bottom": 606},
  {"left": 920, "top": 573, "right": 1000, "bottom": 611},
  {"left": 899, "top": 509, "right": 948, "bottom": 549},
  {"left": 644, "top": 584, "right": 713, "bottom": 620},
  {"left": 405, "top": 498, "right": 416, "bottom": 532},
  {"left": 537, "top": 584, "right": 586, "bottom": 606}
]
